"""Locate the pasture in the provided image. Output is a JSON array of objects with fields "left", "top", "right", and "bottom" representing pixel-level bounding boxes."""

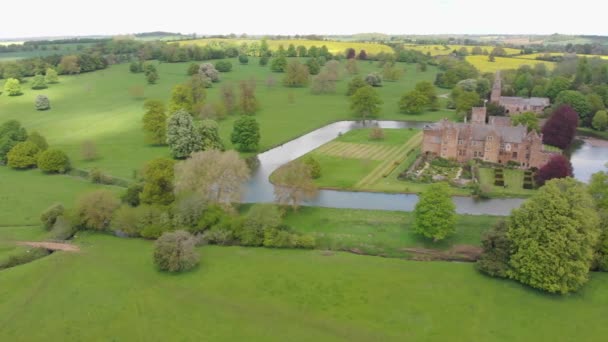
[
  {"left": 181, "top": 38, "right": 394, "bottom": 55},
  {"left": 465, "top": 55, "right": 555, "bottom": 73},
  {"left": 0, "top": 233, "right": 607, "bottom": 341},
  {"left": 0, "top": 58, "right": 454, "bottom": 179}
]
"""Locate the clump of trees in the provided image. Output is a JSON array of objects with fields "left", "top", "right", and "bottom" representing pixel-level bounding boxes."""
[
  {"left": 413, "top": 183, "right": 456, "bottom": 241},
  {"left": 7, "top": 141, "right": 40, "bottom": 169},
  {"left": 38, "top": 149, "right": 70, "bottom": 173},
  {"left": 75, "top": 189, "right": 121, "bottom": 231},
  {"left": 154, "top": 230, "right": 199, "bottom": 272},
  {"left": 273, "top": 160, "right": 318, "bottom": 210},
  {"left": 140, "top": 157, "right": 176, "bottom": 205},
  {"left": 399, "top": 81, "right": 439, "bottom": 114}
]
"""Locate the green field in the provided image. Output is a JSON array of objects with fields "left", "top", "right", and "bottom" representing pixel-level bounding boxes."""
[
  {"left": 465, "top": 55, "right": 555, "bottom": 73},
  {"left": 0, "top": 233, "right": 607, "bottom": 341},
  {"left": 515, "top": 52, "right": 608, "bottom": 60},
  {"left": 0, "top": 226, "right": 48, "bottom": 262},
  {"left": 0, "top": 167, "right": 122, "bottom": 226},
  {"left": 0, "top": 58, "right": 454, "bottom": 179},
  {"left": 403, "top": 44, "right": 521, "bottom": 56},
  {"left": 478, "top": 167, "right": 536, "bottom": 197},
  {"left": 0, "top": 43, "right": 93, "bottom": 61},
  {"left": 284, "top": 206, "right": 497, "bottom": 257},
  {"left": 181, "top": 38, "right": 394, "bottom": 55}
]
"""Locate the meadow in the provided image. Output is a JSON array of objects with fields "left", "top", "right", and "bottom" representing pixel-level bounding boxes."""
[
  {"left": 403, "top": 44, "right": 521, "bottom": 56},
  {"left": 465, "top": 55, "right": 555, "bottom": 73},
  {"left": 0, "top": 232, "right": 607, "bottom": 341},
  {"left": 0, "top": 43, "right": 92, "bottom": 61},
  {"left": 0, "top": 58, "right": 454, "bottom": 179},
  {"left": 180, "top": 38, "right": 394, "bottom": 55}
]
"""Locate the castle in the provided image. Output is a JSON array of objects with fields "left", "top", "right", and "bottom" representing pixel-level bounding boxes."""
[
  {"left": 422, "top": 106, "right": 554, "bottom": 168},
  {"left": 491, "top": 71, "right": 550, "bottom": 115}
]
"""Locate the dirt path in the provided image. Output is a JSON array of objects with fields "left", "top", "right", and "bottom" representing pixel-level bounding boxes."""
[{"left": 17, "top": 241, "right": 80, "bottom": 252}]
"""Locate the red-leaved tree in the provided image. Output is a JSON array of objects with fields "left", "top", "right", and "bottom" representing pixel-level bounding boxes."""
[
  {"left": 346, "top": 48, "right": 356, "bottom": 59},
  {"left": 358, "top": 50, "right": 368, "bottom": 60},
  {"left": 541, "top": 105, "right": 579, "bottom": 149},
  {"left": 535, "top": 155, "right": 573, "bottom": 186}
]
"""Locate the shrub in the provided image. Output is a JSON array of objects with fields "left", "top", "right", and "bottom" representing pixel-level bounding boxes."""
[
  {"left": 263, "top": 227, "right": 295, "bottom": 248},
  {"left": 259, "top": 56, "right": 269, "bottom": 66},
  {"left": 89, "top": 168, "right": 113, "bottom": 184},
  {"left": 45, "top": 68, "right": 59, "bottom": 83},
  {"left": 112, "top": 205, "right": 143, "bottom": 237},
  {"left": 477, "top": 220, "right": 511, "bottom": 278},
  {"left": 40, "top": 203, "right": 65, "bottom": 230},
  {"left": 294, "top": 234, "right": 316, "bottom": 249},
  {"left": 27, "top": 131, "right": 48, "bottom": 151},
  {"left": 7, "top": 141, "right": 40, "bottom": 169},
  {"left": 30, "top": 74, "right": 47, "bottom": 90},
  {"left": 3, "top": 78, "right": 22, "bottom": 96},
  {"left": 121, "top": 183, "right": 143, "bottom": 206},
  {"left": 0, "top": 248, "right": 50, "bottom": 270},
  {"left": 240, "top": 204, "right": 282, "bottom": 246},
  {"left": 81, "top": 140, "right": 99, "bottom": 161},
  {"left": 215, "top": 60, "right": 233, "bottom": 72},
  {"left": 186, "top": 63, "right": 199, "bottom": 75},
  {"left": 38, "top": 149, "right": 70, "bottom": 173},
  {"left": 75, "top": 189, "right": 121, "bottom": 231},
  {"left": 154, "top": 230, "right": 200, "bottom": 273},
  {"left": 364, "top": 72, "right": 382, "bottom": 87},
  {"left": 238, "top": 55, "right": 249, "bottom": 64},
  {"left": 303, "top": 156, "right": 321, "bottom": 179}
]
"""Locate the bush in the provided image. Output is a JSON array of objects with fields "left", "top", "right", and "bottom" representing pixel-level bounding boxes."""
[
  {"left": 7, "top": 141, "right": 40, "bottom": 169},
  {"left": 89, "top": 168, "right": 113, "bottom": 184},
  {"left": 294, "top": 234, "right": 316, "bottom": 249},
  {"left": 238, "top": 55, "right": 249, "bottom": 65},
  {"left": 215, "top": 60, "right": 233, "bottom": 72},
  {"left": 3, "top": 78, "right": 22, "bottom": 96},
  {"left": 364, "top": 72, "right": 382, "bottom": 87},
  {"left": 0, "top": 248, "right": 50, "bottom": 270},
  {"left": 154, "top": 230, "right": 200, "bottom": 273},
  {"left": 303, "top": 156, "right": 321, "bottom": 179},
  {"left": 369, "top": 127, "right": 385, "bottom": 140},
  {"left": 121, "top": 183, "right": 143, "bottom": 206},
  {"left": 37, "top": 149, "right": 70, "bottom": 173},
  {"left": 40, "top": 203, "right": 65, "bottom": 230},
  {"left": 112, "top": 205, "right": 143, "bottom": 237},
  {"left": 49, "top": 216, "right": 76, "bottom": 240},
  {"left": 75, "top": 189, "right": 121, "bottom": 231},
  {"left": 186, "top": 63, "right": 199, "bottom": 75},
  {"left": 477, "top": 220, "right": 511, "bottom": 278},
  {"left": 259, "top": 56, "right": 269, "bottom": 66}
]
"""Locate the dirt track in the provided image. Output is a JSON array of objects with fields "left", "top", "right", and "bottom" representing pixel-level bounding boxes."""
[{"left": 17, "top": 241, "right": 80, "bottom": 252}]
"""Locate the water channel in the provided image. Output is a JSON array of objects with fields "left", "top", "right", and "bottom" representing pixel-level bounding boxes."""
[{"left": 242, "top": 120, "right": 608, "bottom": 216}]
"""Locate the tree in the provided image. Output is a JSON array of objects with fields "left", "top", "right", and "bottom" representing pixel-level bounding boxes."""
[
  {"left": 140, "top": 157, "right": 176, "bottom": 205},
  {"left": 346, "top": 75, "right": 366, "bottom": 96},
  {"left": 146, "top": 69, "right": 158, "bottom": 84},
  {"left": 399, "top": 90, "right": 428, "bottom": 114},
  {"left": 3, "top": 78, "right": 22, "bottom": 96},
  {"left": 259, "top": 56, "right": 269, "bottom": 66},
  {"left": 142, "top": 99, "right": 167, "bottom": 145},
  {"left": 270, "top": 55, "right": 288, "bottom": 72},
  {"left": 508, "top": 178, "right": 600, "bottom": 294},
  {"left": 121, "top": 183, "right": 143, "bottom": 207},
  {"left": 283, "top": 60, "right": 310, "bottom": 87},
  {"left": 350, "top": 85, "right": 382, "bottom": 120},
  {"left": 311, "top": 71, "right": 336, "bottom": 94},
  {"left": 413, "top": 182, "right": 456, "bottom": 241},
  {"left": 174, "top": 150, "right": 250, "bottom": 205},
  {"left": 357, "top": 50, "right": 367, "bottom": 60},
  {"left": 306, "top": 58, "right": 321, "bottom": 75},
  {"left": 592, "top": 110, "right": 608, "bottom": 131},
  {"left": 0, "top": 120, "right": 27, "bottom": 163},
  {"left": 30, "top": 74, "right": 47, "bottom": 89},
  {"left": 81, "top": 140, "right": 98, "bottom": 161},
  {"left": 382, "top": 63, "right": 404, "bottom": 82},
  {"left": 297, "top": 45, "right": 307, "bottom": 57},
  {"left": 44, "top": 68, "right": 59, "bottom": 83},
  {"left": 542, "top": 105, "right": 579, "bottom": 149},
  {"left": 35, "top": 95, "right": 50, "bottom": 111},
  {"left": 303, "top": 156, "right": 321, "bottom": 179},
  {"left": 199, "top": 63, "right": 220, "bottom": 83},
  {"left": 477, "top": 220, "right": 512, "bottom": 278},
  {"left": 27, "top": 131, "right": 48, "bottom": 151},
  {"left": 231, "top": 115, "right": 260, "bottom": 152},
  {"left": 187, "top": 63, "right": 199, "bottom": 75},
  {"left": 199, "top": 119, "right": 224, "bottom": 151},
  {"left": 238, "top": 79, "right": 259, "bottom": 115},
  {"left": 511, "top": 112, "right": 539, "bottom": 132},
  {"left": 7, "top": 141, "right": 40, "bottom": 169},
  {"left": 286, "top": 44, "right": 297, "bottom": 57},
  {"left": 545, "top": 76, "right": 571, "bottom": 101},
  {"left": 218, "top": 82, "right": 236, "bottom": 115},
  {"left": 58, "top": 55, "right": 80, "bottom": 74},
  {"left": 40, "top": 203, "right": 65, "bottom": 230},
  {"left": 588, "top": 170, "right": 608, "bottom": 271},
  {"left": 346, "top": 48, "right": 356, "bottom": 59},
  {"left": 238, "top": 54, "right": 249, "bottom": 64},
  {"left": 215, "top": 60, "right": 232, "bottom": 72},
  {"left": 555, "top": 90, "right": 592, "bottom": 125},
  {"left": 345, "top": 58, "right": 359, "bottom": 75},
  {"left": 166, "top": 109, "right": 201, "bottom": 158},
  {"left": 369, "top": 127, "right": 385, "bottom": 140},
  {"left": 454, "top": 90, "right": 481, "bottom": 117},
  {"left": 415, "top": 81, "right": 438, "bottom": 109},
  {"left": 75, "top": 189, "right": 120, "bottom": 231},
  {"left": 187, "top": 75, "right": 207, "bottom": 112},
  {"left": 364, "top": 72, "right": 382, "bottom": 87},
  {"left": 273, "top": 160, "right": 318, "bottom": 210},
  {"left": 168, "top": 84, "right": 194, "bottom": 114},
  {"left": 535, "top": 155, "right": 573, "bottom": 186},
  {"left": 38, "top": 149, "right": 70, "bottom": 173},
  {"left": 154, "top": 231, "right": 199, "bottom": 273}
]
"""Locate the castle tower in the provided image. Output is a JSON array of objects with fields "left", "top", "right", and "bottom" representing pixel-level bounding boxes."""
[
  {"left": 471, "top": 107, "right": 487, "bottom": 125},
  {"left": 490, "top": 71, "right": 502, "bottom": 103}
]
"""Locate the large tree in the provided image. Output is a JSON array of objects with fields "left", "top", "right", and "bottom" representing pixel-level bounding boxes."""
[
  {"left": 346, "top": 76, "right": 367, "bottom": 96},
  {"left": 7, "top": 141, "right": 40, "bottom": 169},
  {"left": 168, "top": 84, "right": 194, "bottom": 114},
  {"left": 555, "top": 90, "right": 592, "bottom": 125},
  {"left": 592, "top": 110, "right": 608, "bottom": 131},
  {"left": 239, "top": 79, "right": 259, "bottom": 115},
  {"left": 350, "top": 85, "right": 382, "bottom": 120},
  {"left": 589, "top": 170, "right": 608, "bottom": 271},
  {"left": 140, "top": 157, "right": 176, "bottom": 205},
  {"left": 283, "top": 60, "right": 310, "bottom": 87},
  {"left": 199, "top": 119, "right": 224, "bottom": 151},
  {"left": 507, "top": 178, "right": 600, "bottom": 294},
  {"left": 75, "top": 190, "right": 121, "bottom": 231},
  {"left": 399, "top": 90, "right": 428, "bottom": 114},
  {"left": 511, "top": 112, "right": 540, "bottom": 132},
  {"left": 174, "top": 150, "right": 250, "bottom": 205},
  {"left": 535, "top": 155, "right": 573, "bottom": 186},
  {"left": 3, "top": 78, "right": 22, "bottom": 96},
  {"left": 273, "top": 160, "right": 318, "bottom": 211},
  {"left": 0, "top": 120, "right": 27, "bottom": 163},
  {"left": 142, "top": 100, "right": 167, "bottom": 145},
  {"left": 542, "top": 105, "right": 579, "bottom": 149},
  {"left": 166, "top": 109, "right": 202, "bottom": 158},
  {"left": 154, "top": 230, "right": 199, "bottom": 273},
  {"left": 413, "top": 182, "right": 456, "bottom": 242},
  {"left": 231, "top": 115, "right": 260, "bottom": 152}
]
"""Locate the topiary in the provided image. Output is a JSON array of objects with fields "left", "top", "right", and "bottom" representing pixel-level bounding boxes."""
[
  {"left": 35, "top": 95, "right": 51, "bottom": 110},
  {"left": 38, "top": 149, "right": 70, "bottom": 173}
]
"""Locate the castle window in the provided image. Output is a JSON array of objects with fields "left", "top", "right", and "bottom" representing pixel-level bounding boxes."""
[
  {"left": 458, "top": 139, "right": 464, "bottom": 145},
  {"left": 486, "top": 136, "right": 493, "bottom": 141},
  {"left": 512, "top": 152, "right": 518, "bottom": 158},
  {"left": 458, "top": 149, "right": 466, "bottom": 156}
]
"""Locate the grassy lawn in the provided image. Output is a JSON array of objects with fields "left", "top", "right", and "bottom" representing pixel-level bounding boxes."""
[
  {"left": 313, "top": 155, "right": 381, "bottom": 189},
  {"left": 0, "top": 59, "right": 454, "bottom": 179},
  {"left": 0, "top": 233, "right": 607, "bottom": 341},
  {"left": 283, "top": 206, "right": 498, "bottom": 257},
  {"left": 0, "top": 167, "right": 123, "bottom": 226},
  {"left": 465, "top": 55, "right": 555, "bottom": 73},
  {"left": 478, "top": 167, "right": 536, "bottom": 197}
]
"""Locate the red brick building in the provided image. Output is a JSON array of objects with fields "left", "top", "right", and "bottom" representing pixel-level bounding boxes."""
[{"left": 491, "top": 71, "right": 550, "bottom": 115}]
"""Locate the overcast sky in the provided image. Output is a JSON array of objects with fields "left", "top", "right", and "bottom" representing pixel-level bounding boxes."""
[{"left": 1, "top": 0, "right": 604, "bottom": 39}]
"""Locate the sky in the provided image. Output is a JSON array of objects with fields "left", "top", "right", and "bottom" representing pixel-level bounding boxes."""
[{"left": 1, "top": 0, "right": 605, "bottom": 39}]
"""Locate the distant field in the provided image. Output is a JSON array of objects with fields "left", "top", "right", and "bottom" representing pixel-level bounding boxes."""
[
  {"left": 516, "top": 52, "right": 608, "bottom": 60},
  {"left": 465, "top": 55, "right": 555, "bottom": 73},
  {"left": 181, "top": 38, "right": 394, "bottom": 55},
  {"left": 0, "top": 43, "right": 93, "bottom": 61},
  {"left": 0, "top": 41, "right": 23, "bottom": 46},
  {"left": 403, "top": 44, "right": 521, "bottom": 56}
]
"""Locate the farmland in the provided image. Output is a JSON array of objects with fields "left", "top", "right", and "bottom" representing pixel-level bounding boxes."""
[
  {"left": 0, "top": 43, "right": 93, "bottom": 61},
  {"left": 515, "top": 52, "right": 608, "bottom": 60},
  {"left": 465, "top": 55, "right": 555, "bottom": 73},
  {"left": 180, "top": 38, "right": 395, "bottom": 55},
  {"left": 403, "top": 44, "right": 521, "bottom": 56}
]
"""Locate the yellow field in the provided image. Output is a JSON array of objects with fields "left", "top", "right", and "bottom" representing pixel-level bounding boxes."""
[
  {"left": 465, "top": 55, "right": 555, "bottom": 73},
  {"left": 403, "top": 44, "right": 520, "bottom": 56},
  {"left": 0, "top": 41, "right": 23, "bottom": 46},
  {"left": 516, "top": 52, "right": 608, "bottom": 60},
  {"left": 181, "top": 38, "right": 394, "bottom": 55}
]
